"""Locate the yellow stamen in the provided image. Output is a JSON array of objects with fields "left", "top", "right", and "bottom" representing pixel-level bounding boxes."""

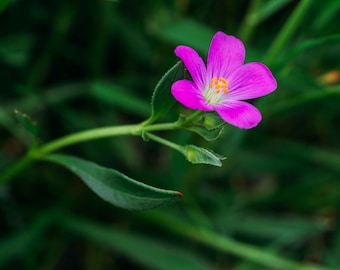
[{"left": 210, "top": 77, "right": 229, "bottom": 94}]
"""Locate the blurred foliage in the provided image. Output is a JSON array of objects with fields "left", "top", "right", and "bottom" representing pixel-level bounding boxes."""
[{"left": 1, "top": 0, "right": 340, "bottom": 269}]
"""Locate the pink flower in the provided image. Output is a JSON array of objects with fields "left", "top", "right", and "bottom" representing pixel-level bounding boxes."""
[{"left": 171, "top": 31, "right": 277, "bottom": 129}]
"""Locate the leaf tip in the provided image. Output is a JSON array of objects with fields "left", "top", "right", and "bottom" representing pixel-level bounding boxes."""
[{"left": 14, "top": 108, "right": 38, "bottom": 138}]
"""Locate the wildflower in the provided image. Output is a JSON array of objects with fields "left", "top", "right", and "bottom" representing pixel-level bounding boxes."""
[{"left": 171, "top": 31, "right": 277, "bottom": 129}]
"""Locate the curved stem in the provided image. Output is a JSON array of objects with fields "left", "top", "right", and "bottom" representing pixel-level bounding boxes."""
[
  {"left": 39, "top": 124, "right": 139, "bottom": 155},
  {"left": 0, "top": 123, "right": 158, "bottom": 184},
  {"left": 0, "top": 110, "right": 203, "bottom": 184},
  {"left": 38, "top": 122, "right": 178, "bottom": 155},
  {"left": 38, "top": 111, "right": 204, "bottom": 155},
  {"left": 144, "top": 132, "right": 184, "bottom": 154}
]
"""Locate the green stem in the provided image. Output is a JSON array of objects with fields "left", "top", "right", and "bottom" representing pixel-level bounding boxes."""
[
  {"left": 38, "top": 110, "right": 204, "bottom": 156},
  {"left": 263, "top": 0, "right": 314, "bottom": 66},
  {"left": 39, "top": 124, "right": 139, "bottom": 155},
  {"left": 38, "top": 122, "right": 177, "bottom": 155},
  {"left": 0, "top": 110, "right": 204, "bottom": 184},
  {"left": 180, "top": 110, "right": 204, "bottom": 126},
  {"left": 144, "top": 132, "right": 184, "bottom": 154}
]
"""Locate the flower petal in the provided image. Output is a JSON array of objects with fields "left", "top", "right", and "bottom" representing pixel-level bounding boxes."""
[
  {"left": 214, "top": 100, "right": 262, "bottom": 129},
  {"left": 207, "top": 32, "right": 245, "bottom": 79},
  {"left": 227, "top": 62, "right": 277, "bottom": 100},
  {"left": 175, "top": 45, "right": 207, "bottom": 90},
  {"left": 171, "top": 80, "right": 212, "bottom": 111}
]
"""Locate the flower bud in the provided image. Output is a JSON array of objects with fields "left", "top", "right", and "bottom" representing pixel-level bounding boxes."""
[{"left": 184, "top": 145, "right": 225, "bottom": 167}]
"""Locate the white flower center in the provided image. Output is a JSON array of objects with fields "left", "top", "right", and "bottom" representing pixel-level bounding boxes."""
[{"left": 204, "top": 77, "right": 229, "bottom": 104}]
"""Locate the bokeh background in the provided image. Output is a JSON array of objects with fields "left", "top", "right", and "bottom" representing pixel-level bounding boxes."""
[{"left": 1, "top": 0, "right": 340, "bottom": 269}]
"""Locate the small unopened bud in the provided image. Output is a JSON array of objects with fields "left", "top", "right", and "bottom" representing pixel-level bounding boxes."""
[
  {"left": 202, "top": 113, "right": 225, "bottom": 130},
  {"left": 184, "top": 145, "right": 226, "bottom": 167}
]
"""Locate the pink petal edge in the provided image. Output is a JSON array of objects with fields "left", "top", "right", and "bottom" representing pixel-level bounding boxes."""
[
  {"left": 226, "top": 62, "right": 277, "bottom": 100},
  {"left": 214, "top": 100, "right": 262, "bottom": 129},
  {"left": 207, "top": 32, "right": 245, "bottom": 79},
  {"left": 174, "top": 46, "right": 207, "bottom": 90},
  {"left": 171, "top": 80, "right": 212, "bottom": 111}
]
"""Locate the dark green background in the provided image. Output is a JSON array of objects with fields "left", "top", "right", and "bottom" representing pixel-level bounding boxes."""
[{"left": 1, "top": 0, "right": 340, "bottom": 269}]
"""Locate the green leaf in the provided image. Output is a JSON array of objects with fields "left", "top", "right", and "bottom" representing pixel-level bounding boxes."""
[
  {"left": 62, "top": 216, "right": 213, "bottom": 270},
  {"left": 186, "top": 125, "right": 224, "bottom": 141},
  {"left": 144, "top": 61, "right": 184, "bottom": 125},
  {"left": 44, "top": 154, "right": 182, "bottom": 210},
  {"left": 185, "top": 113, "right": 225, "bottom": 141},
  {"left": 14, "top": 109, "right": 38, "bottom": 139},
  {"left": 184, "top": 145, "right": 225, "bottom": 167}
]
